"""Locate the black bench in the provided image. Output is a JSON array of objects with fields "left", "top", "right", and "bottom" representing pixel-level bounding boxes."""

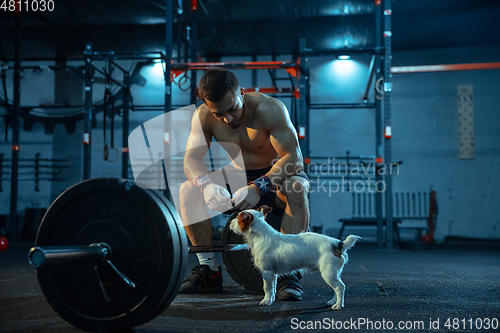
[
  {"left": 338, "top": 217, "right": 402, "bottom": 241},
  {"left": 339, "top": 191, "right": 433, "bottom": 242}
]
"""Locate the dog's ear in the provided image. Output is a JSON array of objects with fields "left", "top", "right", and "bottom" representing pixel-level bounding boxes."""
[
  {"left": 257, "top": 205, "right": 273, "bottom": 218},
  {"left": 236, "top": 211, "right": 254, "bottom": 232}
]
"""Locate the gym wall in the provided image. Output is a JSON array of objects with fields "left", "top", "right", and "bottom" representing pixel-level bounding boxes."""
[{"left": 1, "top": 46, "right": 499, "bottom": 242}]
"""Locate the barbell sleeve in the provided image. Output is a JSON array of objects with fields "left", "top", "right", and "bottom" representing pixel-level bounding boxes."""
[
  {"left": 29, "top": 243, "right": 110, "bottom": 268},
  {"left": 29, "top": 243, "right": 249, "bottom": 267},
  {"left": 188, "top": 243, "right": 250, "bottom": 253}
]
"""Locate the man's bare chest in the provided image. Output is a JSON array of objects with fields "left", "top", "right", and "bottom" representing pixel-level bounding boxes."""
[{"left": 212, "top": 125, "right": 272, "bottom": 154}]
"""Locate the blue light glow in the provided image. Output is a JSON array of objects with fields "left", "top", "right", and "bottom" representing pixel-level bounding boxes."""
[
  {"left": 329, "top": 59, "right": 358, "bottom": 77},
  {"left": 151, "top": 62, "right": 165, "bottom": 79},
  {"left": 130, "top": 62, "right": 165, "bottom": 105},
  {"left": 311, "top": 58, "right": 368, "bottom": 103}
]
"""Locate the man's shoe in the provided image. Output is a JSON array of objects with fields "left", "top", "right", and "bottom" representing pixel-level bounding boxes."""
[
  {"left": 277, "top": 271, "right": 303, "bottom": 301},
  {"left": 178, "top": 264, "right": 223, "bottom": 294}
]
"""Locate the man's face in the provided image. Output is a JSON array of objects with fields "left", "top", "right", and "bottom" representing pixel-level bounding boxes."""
[{"left": 205, "top": 88, "right": 245, "bottom": 129}]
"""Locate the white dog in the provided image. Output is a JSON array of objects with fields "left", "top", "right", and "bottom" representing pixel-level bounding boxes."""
[{"left": 230, "top": 205, "right": 361, "bottom": 310}]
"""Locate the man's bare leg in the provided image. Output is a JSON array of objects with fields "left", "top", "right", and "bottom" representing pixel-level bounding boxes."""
[
  {"left": 179, "top": 180, "right": 213, "bottom": 246},
  {"left": 184, "top": 220, "right": 213, "bottom": 246},
  {"left": 177, "top": 180, "right": 222, "bottom": 294},
  {"left": 277, "top": 176, "right": 310, "bottom": 234},
  {"left": 178, "top": 181, "right": 220, "bottom": 276},
  {"left": 274, "top": 176, "right": 310, "bottom": 301}
]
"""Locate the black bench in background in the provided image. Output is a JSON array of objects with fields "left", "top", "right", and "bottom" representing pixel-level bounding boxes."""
[
  {"left": 338, "top": 217, "right": 403, "bottom": 241},
  {"left": 338, "top": 191, "right": 432, "bottom": 242}
]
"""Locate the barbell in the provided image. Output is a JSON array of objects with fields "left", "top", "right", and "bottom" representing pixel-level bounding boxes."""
[{"left": 28, "top": 178, "right": 266, "bottom": 332}]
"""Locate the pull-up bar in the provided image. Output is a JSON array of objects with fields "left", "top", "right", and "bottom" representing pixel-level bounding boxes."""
[
  {"left": 171, "top": 61, "right": 299, "bottom": 77},
  {"left": 83, "top": 50, "right": 165, "bottom": 61}
]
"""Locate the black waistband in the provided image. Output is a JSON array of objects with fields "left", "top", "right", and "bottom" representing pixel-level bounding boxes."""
[{"left": 245, "top": 166, "right": 273, "bottom": 181}]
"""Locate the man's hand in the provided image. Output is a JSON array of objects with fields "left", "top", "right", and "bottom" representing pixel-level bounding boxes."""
[
  {"left": 232, "top": 184, "right": 261, "bottom": 211},
  {"left": 202, "top": 183, "right": 232, "bottom": 212}
]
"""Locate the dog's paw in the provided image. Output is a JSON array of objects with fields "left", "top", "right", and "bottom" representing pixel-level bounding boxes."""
[
  {"left": 331, "top": 303, "right": 343, "bottom": 311},
  {"left": 326, "top": 299, "right": 336, "bottom": 306},
  {"left": 259, "top": 298, "right": 274, "bottom": 306}
]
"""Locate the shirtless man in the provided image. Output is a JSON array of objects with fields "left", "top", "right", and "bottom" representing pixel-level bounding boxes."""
[{"left": 178, "top": 68, "right": 310, "bottom": 300}]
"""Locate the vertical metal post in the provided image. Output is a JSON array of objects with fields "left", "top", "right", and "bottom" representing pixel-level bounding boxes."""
[
  {"left": 383, "top": 0, "right": 394, "bottom": 249},
  {"left": 298, "top": 38, "right": 310, "bottom": 164},
  {"left": 375, "top": 0, "right": 384, "bottom": 248},
  {"left": 121, "top": 72, "right": 130, "bottom": 179},
  {"left": 0, "top": 154, "right": 3, "bottom": 192},
  {"left": 34, "top": 153, "right": 40, "bottom": 192},
  {"left": 251, "top": 54, "right": 257, "bottom": 88},
  {"left": 189, "top": 3, "right": 198, "bottom": 105},
  {"left": 164, "top": 0, "right": 173, "bottom": 202},
  {"left": 9, "top": 9, "right": 21, "bottom": 241},
  {"left": 164, "top": 0, "right": 173, "bottom": 112},
  {"left": 165, "top": 0, "right": 173, "bottom": 112},
  {"left": 270, "top": 54, "right": 277, "bottom": 89},
  {"left": 83, "top": 43, "right": 93, "bottom": 180}
]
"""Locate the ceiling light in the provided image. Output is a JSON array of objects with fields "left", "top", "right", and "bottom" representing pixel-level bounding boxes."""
[{"left": 337, "top": 55, "right": 351, "bottom": 60}]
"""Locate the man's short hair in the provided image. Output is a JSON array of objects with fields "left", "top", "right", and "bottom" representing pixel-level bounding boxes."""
[{"left": 199, "top": 68, "right": 240, "bottom": 102}]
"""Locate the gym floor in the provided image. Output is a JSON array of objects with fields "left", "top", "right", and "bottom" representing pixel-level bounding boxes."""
[{"left": 1, "top": 240, "right": 499, "bottom": 333}]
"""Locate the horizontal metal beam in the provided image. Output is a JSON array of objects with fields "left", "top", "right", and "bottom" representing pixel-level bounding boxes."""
[
  {"left": 83, "top": 50, "right": 165, "bottom": 61},
  {"left": 245, "top": 87, "right": 297, "bottom": 95},
  {"left": 132, "top": 105, "right": 187, "bottom": 111},
  {"left": 303, "top": 47, "right": 384, "bottom": 56},
  {"left": 171, "top": 61, "right": 298, "bottom": 70},
  {"left": 310, "top": 103, "right": 376, "bottom": 109},
  {"left": 309, "top": 155, "right": 377, "bottom": 160},
  {"left": 391, "top": 62, "right": 500, "bottom": 73}
]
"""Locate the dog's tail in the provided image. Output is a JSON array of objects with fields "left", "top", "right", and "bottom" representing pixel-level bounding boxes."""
[
  {"left": 333, "top": 235, "right": 361, "bottom": 258},
  {"left": 332, "top": 235, "right": 361, "bottom": 258},
  {"left": 342, "top": 234, "right": 362, "bottom": 252}
]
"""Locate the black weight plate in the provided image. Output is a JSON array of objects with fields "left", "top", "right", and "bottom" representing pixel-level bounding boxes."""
[
  {"left": 137, "top": 189, "right": 188, "bottom": 324},
  {"left": 35, "top": 178, "right": 187, "bottom": 332},
  {"left": 221, "top": 212, "right": 263, "bottom": 294}
]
